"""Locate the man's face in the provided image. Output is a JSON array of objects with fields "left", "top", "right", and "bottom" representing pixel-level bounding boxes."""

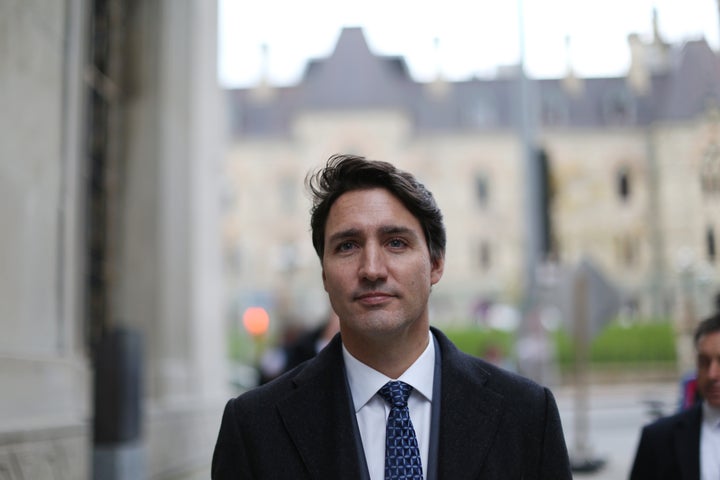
[
  {"left": 696, "top": 330, "right": 720, "bottom": 408},
  {"left": 321, "top": 188, "right": 444, "bottom": 344}
]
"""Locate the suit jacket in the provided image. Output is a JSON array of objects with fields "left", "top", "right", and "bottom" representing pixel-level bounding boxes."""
[
  {"left": 629, "top": 403, "right": 702, "bottom": 480},
  {"left": 212, "top": 327, "right": 571, "bottom": 479}
]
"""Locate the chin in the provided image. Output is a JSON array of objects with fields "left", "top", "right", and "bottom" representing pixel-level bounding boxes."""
[
  {"left": 703, "top": 390, "right": 720, "bottom": 408},
  {"left": 358, "top": 315, "right": 408, "bottom": 335}
]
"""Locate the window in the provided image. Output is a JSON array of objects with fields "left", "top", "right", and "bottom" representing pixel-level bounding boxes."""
[
  {"left": 475, "top": 173, "right": 490, "bottom": 209},
  {"left": 479, "top": 241, "right": 492, "bottom": 270},
  {"left": 464, "top": 96, "right": 497, "bottom": 128},
  {"left": 617, "top": 166, "right": 632, "bottom": 202},
  {"left": 707, "top": 226, "right": 716, "bottom": 263},
  {"left": 615, "top": 234, "right": 640, "bottom": 268},
  {"left": 541, "top": 92, "right": 569, "bottom": 126},
  {"left": 700, "top": 143, "right": 720, "bottom": 196},
  {"left": 602, "top": 89, "right": 636, "bottom": 125}
]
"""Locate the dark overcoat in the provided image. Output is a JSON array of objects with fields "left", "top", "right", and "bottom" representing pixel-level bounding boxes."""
[
  {"left": 630, "top": 403, "right": 702, "bottom": 480},
  {"left": 212, "top": 327, "right": 571, "bottom": 479}
]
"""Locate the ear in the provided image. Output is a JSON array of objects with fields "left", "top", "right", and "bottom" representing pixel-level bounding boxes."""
[
  {"left": 322, "top": 268, "right": 329, "bottom": 292},
  {"left": 430, "top": 255, "right": 444, "bottom": 285}
]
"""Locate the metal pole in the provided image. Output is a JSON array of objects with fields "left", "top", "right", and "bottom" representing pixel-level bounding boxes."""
[
  {"left": 572, "top": 272, "right": 590, "bottom": 461},
  {"left": 517, "top": 0, "right": 540, "bottom": 305},
  {"left": 645, "top": 126, "right": 666, "bottom": 318},
  {"left": 570, "top": 268, "right": 606, "bottom": 472}
]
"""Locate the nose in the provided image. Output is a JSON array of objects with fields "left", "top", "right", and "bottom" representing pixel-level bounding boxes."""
[
  {"left": 358, "top": 243, "right": 387, "bottom": 282},
  {"left": 710, "top": 359, "right": 720, "bottom": 380}
]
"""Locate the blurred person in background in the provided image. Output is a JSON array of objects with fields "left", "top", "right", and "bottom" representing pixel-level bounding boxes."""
[
  {"left": 258, "top": 310, "right": 340, "bottom": 384},
  {"left": 678, "top": 291, "right": 720, "bottom": 411},
  {"left": 212, "top": 154, "right": 571, "bottom": 479},
  {"left": 630, "top": 312, "right": 720, "bottom": 480}
]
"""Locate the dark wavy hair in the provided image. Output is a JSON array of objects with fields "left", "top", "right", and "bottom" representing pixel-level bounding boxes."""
[
  {"left": 694, "top": 312, "right": 720, "bottom": 346},
  {"left": 306, "top": 154, "right": 446, "bottom": 264}
]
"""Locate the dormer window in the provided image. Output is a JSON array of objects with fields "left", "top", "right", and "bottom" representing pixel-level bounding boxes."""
[
  {"left": 465, "top": 96, "right": 497, "bottom": 128},
  {"left": 541, "top": 92, "right": 569, "bottom": 126},
  {"left": 602, "top": 89, "right": 636, "bottom": 125}
]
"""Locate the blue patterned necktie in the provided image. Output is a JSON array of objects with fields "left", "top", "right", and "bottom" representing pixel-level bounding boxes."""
[{"left": 378, "top": 381, "right": 423, "bottom": 480}]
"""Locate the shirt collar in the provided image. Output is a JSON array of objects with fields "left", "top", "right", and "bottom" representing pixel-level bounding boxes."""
[
  {"left": 703, "top": 402, "right": 720, "bottom": 428},
  {"left": 342, "top": 331, "right": 435, "bottom": 413}
]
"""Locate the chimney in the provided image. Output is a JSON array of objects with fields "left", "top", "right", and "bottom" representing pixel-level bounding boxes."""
[
  {"left": 251, "top": 43, "right": 276, "bottom": 102},
  {"left": 426, "top": 36, "right": 450, "bottom": 98},
  {"left": 626, "top": 33, "right": 650, "bottom": 95},
  {"left": 561, "top": 35, "right": 583, "bottom": 97}
]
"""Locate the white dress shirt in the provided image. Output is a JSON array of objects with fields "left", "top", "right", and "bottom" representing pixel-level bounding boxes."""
[
  {"left": 700, "top": 402, "right": 720, "bottom": 480},
  {"left": 342, "top": 332, "right": 435, "bottom": 480}
]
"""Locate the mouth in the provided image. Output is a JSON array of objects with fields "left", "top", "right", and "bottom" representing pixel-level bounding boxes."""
[
  {"left": 702, "top": 383, "right": 720, "bottom": 400},
  {"left": 354, "top": 291, "right": 395, "bottom": 306},
  {"left": 706, "top": 385, "right": 720, "bottom": 395}
]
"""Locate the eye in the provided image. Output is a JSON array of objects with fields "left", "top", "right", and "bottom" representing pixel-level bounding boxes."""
[
  {"left": 698, "top": 355, "right": 711, "bottom": 369},
  {"left": 336, "top": 241, "right": 356, "bottom": 252},
  {"left": 387, "top": 238, "right": 408, "bottom": 249}
]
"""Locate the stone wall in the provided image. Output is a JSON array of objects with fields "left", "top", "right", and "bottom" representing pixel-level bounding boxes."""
[
  {"left": 0, "top": 0, "right": 91, "bottom": 478},
  {"left": 0, "top": 1, "right": 229, "bottom": 478}
]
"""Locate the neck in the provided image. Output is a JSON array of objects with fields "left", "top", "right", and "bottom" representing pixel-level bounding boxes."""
[{"left": 343, "top": 326, "right": 430, "bottom": 379}]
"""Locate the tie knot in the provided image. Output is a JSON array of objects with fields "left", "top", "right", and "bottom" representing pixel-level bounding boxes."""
[{"left": 379, "top": 381, "right": 413, "bottom": 408}]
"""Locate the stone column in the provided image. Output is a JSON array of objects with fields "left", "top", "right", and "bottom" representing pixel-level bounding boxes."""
[{"left": 115, "top": 1, "right": 228, "bottom": 477}]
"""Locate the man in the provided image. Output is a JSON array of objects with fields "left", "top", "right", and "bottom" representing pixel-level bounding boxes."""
[
  {"left": 212, "top": 154, "right": 571, "bottom": 479},
  {"left": 630, "top": 313, "right": 720, "bottom": 479},
  {"left": 259, "top": 310, "right": 340, "bottom": 384}
]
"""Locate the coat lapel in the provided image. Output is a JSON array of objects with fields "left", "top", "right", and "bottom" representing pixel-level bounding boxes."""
[
  {"left": 276, "top": 335, "right": 366, "bottom": 479},
  {"left": 277, "top": 329, "right": 506, "bottom": 479},
  {"left": 432, "top": 329, "right": 505, "bottom": 479},
  {"left": 674, "top": 404, "right": 702, "bottom": 480}
]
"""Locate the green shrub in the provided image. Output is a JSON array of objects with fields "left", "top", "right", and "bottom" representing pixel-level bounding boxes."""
[
  {"left": 442, "top": 327, "right": 515, "bottom": 359},
  {"left": 440, "top": 320, "right": 677, "bottom": 367},
  {"left": 589, "top": 321, "right": 676, "bottom": 363},
  {"left": 552, "top": 329, "right": 575, "bottom": 365},
  {"left": 227, "top": 329, "right": 252, "bottom": 362},
  {"left": 227, "top": 328, "right": 273, "bottom": 364}
]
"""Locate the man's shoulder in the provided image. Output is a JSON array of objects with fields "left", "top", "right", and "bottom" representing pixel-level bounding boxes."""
[
  {"left": 232, "top": 366, "right": 300, "bottom": 407},
  {"left": 642, "top": 403, "right": 702, "bottom": 436}
]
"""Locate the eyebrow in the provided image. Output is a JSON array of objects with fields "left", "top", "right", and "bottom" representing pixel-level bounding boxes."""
[
  {"left": 326, "top": 225, "right": 420, "bottom": 245},
  {"left": 378, "top": 225, "right": 419, "bottom": 240},
  {"left": 327, "top": 228, "right": 361, "bottom": 246}
]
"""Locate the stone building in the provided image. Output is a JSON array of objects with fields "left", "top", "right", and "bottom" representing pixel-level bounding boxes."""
[
  {"left": 1, "top": 1, "right": 227, "bottom": 479},
  {"left": 223, "top": 25, "right": 720, "bottom": 332}
]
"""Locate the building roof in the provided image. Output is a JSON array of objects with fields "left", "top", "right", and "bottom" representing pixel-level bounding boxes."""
[{"left": 226, "top": 27, "right": 720, "bottom": 137}]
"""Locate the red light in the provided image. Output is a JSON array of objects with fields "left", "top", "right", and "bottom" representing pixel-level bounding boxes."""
[{"left": 242, "top": 307, "right": 270, "bottom": 336}]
